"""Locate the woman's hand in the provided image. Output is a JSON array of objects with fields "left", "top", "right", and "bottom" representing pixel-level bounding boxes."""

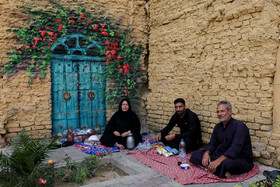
[
  {"left": 113, "top": 131, "right": 121, "bottom": 136},
  {"left": 121, "top": 130, "right": 131, "bottom": 137},
  {"left": 116, "top": 143, "right": 125, "bottom": 150}
]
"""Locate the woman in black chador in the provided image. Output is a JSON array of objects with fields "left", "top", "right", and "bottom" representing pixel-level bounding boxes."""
[{"left": 100, "top": 98, "right": 142, "bottom": 150}]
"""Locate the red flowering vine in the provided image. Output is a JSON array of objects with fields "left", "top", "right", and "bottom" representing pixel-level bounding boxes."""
[{"left": 5, "top": 5, "right": 142, "bottom": 101}]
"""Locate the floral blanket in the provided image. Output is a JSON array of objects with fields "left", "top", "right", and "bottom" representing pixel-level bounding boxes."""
[{"left": 74, "top": 143, "right": 119, "bottom": 156}]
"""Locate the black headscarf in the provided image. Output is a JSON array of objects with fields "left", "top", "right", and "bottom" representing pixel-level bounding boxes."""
[{"left": 117, "top": 98, "right": 132, "bottom": 118}]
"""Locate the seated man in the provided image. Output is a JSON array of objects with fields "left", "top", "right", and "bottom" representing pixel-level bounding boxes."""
[
  {"left": 155, "top": 98, "right": 202, "bottom": 151},
  {"left": 190, "top": 101, "right": 254, "bottom": 178}
]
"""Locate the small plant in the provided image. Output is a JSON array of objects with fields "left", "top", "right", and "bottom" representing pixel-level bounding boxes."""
[
  {"left": 234, "top": 175, "right": 280, "bottom": 187},
  {"left": 0, "top": 129, "right": 57, "bottom": 187},
  {"left": 0, "top": 130, "right": 101, "bottom": 186},
  {"left": 56, "top": 154, "right": 100, "bottom": 184}
]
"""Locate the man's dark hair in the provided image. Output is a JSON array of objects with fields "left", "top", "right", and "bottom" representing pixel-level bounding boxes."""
[
  {"left": 174, "top": 98, "right": 185, "bottom": 105},
  {"left": 217, "top": 100, "right": 232, "bottom": 110}
]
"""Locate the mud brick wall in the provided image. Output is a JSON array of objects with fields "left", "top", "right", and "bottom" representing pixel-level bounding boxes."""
[
  {"left": 145, "top": 0, "right": 280, "bottom": 167},
  {"left": 0, "top": 0, "right": 148, "bottom": 142},
  {"left": 1, "top": 0, "right": 280, "bottom": 168}
]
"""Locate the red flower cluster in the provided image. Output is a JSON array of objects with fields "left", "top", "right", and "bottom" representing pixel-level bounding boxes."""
[
  {"left": 118, "top": 65, "right": 123, "bottom": 73},
  {"left": 118, "top": 64, "right": 130, "bottom": 74},
  {"left": 58, "top": 24, "right": 63, "bottom": 31},
  {"left": 124, "top": 87, "right": 128, "bottom": 95},
  {"left": 104, "top": 39, "right": 121, "bottom": 64},
  {"left": 123, "top": 64, "right": 130, "bottom": 74}
]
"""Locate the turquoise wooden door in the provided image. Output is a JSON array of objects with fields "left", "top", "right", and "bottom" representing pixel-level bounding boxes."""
[{"left": 51, "top": 34, "right": 106, "bottom": 137}]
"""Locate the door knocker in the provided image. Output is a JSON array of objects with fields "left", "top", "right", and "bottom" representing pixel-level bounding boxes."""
[
  {"left": 63, "top": 92, "right": 71, "bottom": 101},
  {"left": 88, "top": 91, "right": 95, "bottom": 100}
]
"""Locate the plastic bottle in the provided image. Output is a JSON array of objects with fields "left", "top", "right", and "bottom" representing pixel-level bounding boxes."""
[{"left": 179, "top": 139, "right": 186, "bottom": 164}]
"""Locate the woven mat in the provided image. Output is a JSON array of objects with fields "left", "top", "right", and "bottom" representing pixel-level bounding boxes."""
[{"left": 125, "top": 150, "right": 259, "bottom": 185}]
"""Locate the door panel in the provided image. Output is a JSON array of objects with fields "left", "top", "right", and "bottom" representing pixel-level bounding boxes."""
[{"left": 51, "top": 59, "right": 105, "bottom": 137}]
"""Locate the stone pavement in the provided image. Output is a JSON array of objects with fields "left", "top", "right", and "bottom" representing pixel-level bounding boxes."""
[{"left": 44, "top": 145, "right": 276, "bottom": 187}]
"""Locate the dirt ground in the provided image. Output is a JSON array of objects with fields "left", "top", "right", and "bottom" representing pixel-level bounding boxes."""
[{"left": 54, "top": 163, "right": 129, "bottom": 187}]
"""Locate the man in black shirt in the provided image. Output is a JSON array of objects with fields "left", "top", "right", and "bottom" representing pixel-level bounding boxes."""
[{"left": 155, "top": 98, "right": 202, "bottom": 151}]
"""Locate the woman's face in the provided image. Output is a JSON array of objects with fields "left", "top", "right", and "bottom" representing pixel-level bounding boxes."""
[{"left": 121, "top": 101, "right": 129, "bottom": 112}]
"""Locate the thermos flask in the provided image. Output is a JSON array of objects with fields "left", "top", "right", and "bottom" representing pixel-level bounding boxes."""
[{"left": 126, "top": 133, "right": 135, "bottom": 150}]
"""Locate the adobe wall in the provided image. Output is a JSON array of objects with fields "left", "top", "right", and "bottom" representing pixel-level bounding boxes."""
[
  {"left": 0, "top": 0, "right": 148, "bottom": 142},
  {"left": 145, "top": 0, "right": 280, "bottom": 167},
  {"left": 1, "top": 0, "right": 280, "bottom": 168}
]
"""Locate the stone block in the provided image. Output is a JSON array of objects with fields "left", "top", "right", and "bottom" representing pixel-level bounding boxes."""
[
  {"left": 255, "top": 117, "right": 272, "bottom": 124},
  {"left": 0, "top": 129, "right": 7, "bottom": 134},
  {"left": 260, "top": 125, "right": 272, "bottom": 131},
  {"left": 278, "top": 156, "right": 280, "bottom": 163},
  {"left": 250, "top": 136, "right": 259, "bottom": 144},
  {"left": 249, "top": 129, "right": 255, "bottom": 135},
  {"left": 257, "top": 158, "right": 273, "bottom": 166},
  {"left": 256, "top": 131, "right": 271, "bottom": 138},
  {"left": 5, "top": 122, "right": 20, "bottom": 128},
  {"left": 8, "top": 128, "right": 22, "bottom": 133},
  {"left": 20, "top": 121, "right": 34, "bottom": 127},
  {"left": 253, "top": 150, "right": 261, "bottom": 157},
  {"left": 261, "top": 151, "right": 270, "bottom": 159},
  {"left": 246, "top": 123, "right": 260, "bottom": 130},
  {"left": 272, "top": 161, "right": 280, "bottom": 168},
  {"left": 4, "top": 133, "right": 18, "bottom": 138},
  {"left": 271, "top": 133, "right": 280, "bottom": 140},
  {"left": 269, "top": 140, "right": 279, "bottom": 147},
  {"left": 267, "top": 146, "right": 275, "bottom": 153}
]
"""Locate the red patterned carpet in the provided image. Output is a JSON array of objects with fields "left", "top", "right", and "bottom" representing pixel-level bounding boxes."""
[{"left": 125, "top": 150, "right": 259, "bottom": 185}]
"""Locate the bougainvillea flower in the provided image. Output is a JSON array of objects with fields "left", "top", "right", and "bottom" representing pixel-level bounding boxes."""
[
  {"left": 119, "top": 68, "right": 123, "bottom": 73},
  {"left": 32, "top": 60, "right": 35, "bottom": 64},
  {"left": 54, "top": 19, "right": 61, "bottom": 22},
  {"left": 39, "top": 30, "right": 46, "bottom": 37},
  {"left": 101, "top": 24, "right": 105, "bottom": 28},
  {"left": 80, "top": 13, "right": 86, "bottom": 18},
  {"left": 58, "top": 24, "right": 63, "bottom": 31},
  {"left": 70, "top": 18, "right": 76, "bottom": 24},
  {"left": 48, "top": 160, "right": 53, "bottom": 164},
  {"left": 45, "top": 26, "right": 50, "bottom": 30},
  {"left": 105, "top": 40, "right": 110, "bottom": 45},
  {"left": 34, "top": 37, "right": 39, "bottom": 42},
  {"left": 101, "top": 31, "right": 109, "bottom": 36},
  {"left": 124, "top": 87, "right": 129, "bottom": 95},
  {"left": 117, "top": 55, "right": 122, "bottom": 61},
  {"left": 105, "top": 50, "right": 111, "bottom": 56},
  {"left": 88, "top": 20, "right": 92, "bottom": 24},
  {"left": 42, "top": 180, "right": 46, "bottom": 184},
  {"left": 18, "top": 50, "right": 22, "bottom": 54},
  {"left": 111, "top": 49, "right": 116, "bottom": 56},
  {"left": 47, "top": 32, "right": 53, "bottom": 36},
  {"left": 93, "top": 24, "right": 99, "bottom": 31},
  {"left": 26, "top": 45, "right": 30, "bottom": 49},
  {"left": 123, "top": 64, "right": 130, "bottom": 73}
]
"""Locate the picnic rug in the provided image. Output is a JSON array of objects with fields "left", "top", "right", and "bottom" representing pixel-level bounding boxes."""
[{"left": 125, "top": 150, "right": 260, "bottom": 185}]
